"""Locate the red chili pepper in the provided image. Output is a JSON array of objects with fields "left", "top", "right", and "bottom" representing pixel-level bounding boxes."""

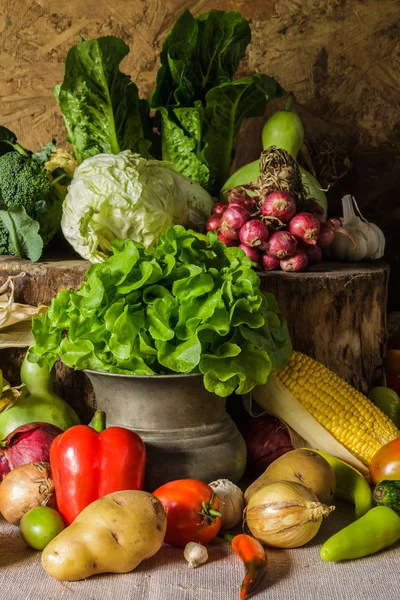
[
  {"left": 50, "top": 411, "right": 146, "bottom": 525},
  {"left": 385, "top": 350, "right": 400, "bottom": 396},
  {"left": 224, "top": 533, "right": 268, "bottom": 600}
]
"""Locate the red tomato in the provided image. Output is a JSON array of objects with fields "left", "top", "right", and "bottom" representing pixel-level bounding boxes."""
[
  {"left": 370, "top": 438, "right": 400, "bottom": 484},
  {"left": 153, "top": 479, "right": 221, "bottom": 547}
]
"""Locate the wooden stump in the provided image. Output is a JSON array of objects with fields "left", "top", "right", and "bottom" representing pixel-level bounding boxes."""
[
  {"left": 0, "top": 257, "right": 93, "bottom": 423},
  {"left": 259, "top": 261, "right": 389, "bottom": 393},
  {"left": 0, "top": 258, "right": 389, "bottom": 414}
]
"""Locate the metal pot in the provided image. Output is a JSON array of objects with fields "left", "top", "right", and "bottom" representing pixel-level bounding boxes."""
[{"left": 84, "top": 370, "right": 247, "bottom": 491}]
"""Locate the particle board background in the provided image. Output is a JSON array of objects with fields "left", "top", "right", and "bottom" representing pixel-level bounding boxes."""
[{"left": 0, "top": 0, "right": 400, "bottom": 307}]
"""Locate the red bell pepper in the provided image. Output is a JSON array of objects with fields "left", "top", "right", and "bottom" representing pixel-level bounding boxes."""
[
  {"left": 385, "top": 350, "right": 400, "bottom": 396},
  {"left": 50, "top": 411, "right": 146, "bottom": 525}
]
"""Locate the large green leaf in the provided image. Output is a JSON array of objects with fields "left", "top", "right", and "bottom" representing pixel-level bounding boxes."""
[
  {"left": 0, "top": 205, "right": 43, "bottom": 261},
  {"left": 150, "top": 10, "right": 250, "bottom": 108},
  {"left": 55, "top": 36, "right": 151, "bottom": 162},
  {"left": 202, "top": 75, "right": 284, "bottom": 191}
]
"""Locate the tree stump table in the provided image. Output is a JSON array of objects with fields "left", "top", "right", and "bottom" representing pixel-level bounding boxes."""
[
  {"left": 0, "top": 257, "right": 389, "bottom": 420},
  {"left": 259, "top": 261, "right": 389, "bottom": 393}
]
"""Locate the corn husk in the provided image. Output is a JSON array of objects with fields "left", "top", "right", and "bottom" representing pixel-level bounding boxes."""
[
  {"left": 0, "top": 275, "right": 47, "bottom": 348},
  {"left": 250, "top": 375, "right": 370, "bottom": 478}
]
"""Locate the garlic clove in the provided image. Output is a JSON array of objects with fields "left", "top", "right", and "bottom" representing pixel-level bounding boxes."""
[{"left": 184, "top": 542, "right": 208, "bottom": 568}]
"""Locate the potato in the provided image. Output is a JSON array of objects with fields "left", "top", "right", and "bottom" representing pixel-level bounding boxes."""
[
  {"left": 41, "top": 490, "right": 166, "bottom": 581},
  {"left": 244, "top": 449, "right": 336, "bottom": 505}
]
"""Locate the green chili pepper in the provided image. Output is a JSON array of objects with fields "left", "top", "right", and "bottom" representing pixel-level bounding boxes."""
[
  {"left": 320, "top": 506, "right": 400, "bottom": 561},
  {"left": 368, "top": 371, "right": 400, "bottom": 428}
]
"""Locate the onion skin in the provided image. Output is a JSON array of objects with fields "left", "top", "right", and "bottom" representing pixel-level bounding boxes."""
[
  {"left": 267, "top": 231, "right": 297, "bottom": 259},
  {"left": 280, "top": 249, "right": 308, "bottom": 272},
  {"left": 0, "top": 462, "right": 55, "bottom": 524},
  {"left": 221, "top": 205, "right": 250, "bottom": 232},
  {"left": 218, "top": 227, "right": 239, "bottom": 246},
  {"left": 245, "top": 481, "right": 335, "bottom": 549},
  {"left": 261, "top": 191, "right": 296, "bottom": 222},
  {"left": 241, "top": 414, "right": 293, "bottom": 476},
  {"left": 212, "top": 202, "right": 228, "bottom": 216},
  {"left": 239, "top": 220, "right": 269, "bottom": 248},
  {"left": 303, "top": 244, "right": 322, "bottom": 267},
  {"left": 261, "top": 254, "right": 280, "bottom": 271},
  {"left": 206, "top": 215, "right": 221, "bottom": 232},
  {"left": 239, "top": 244, "right": 261, "bottom": 263},
  {"left": 289, "top": 213, "right": 321, "bottom": 245},
  {"left": 317, "top": 224, "right": 334, "bottom": 247},
  {"left": 0, "top": 423, "right": 62, "bottom": 482}
]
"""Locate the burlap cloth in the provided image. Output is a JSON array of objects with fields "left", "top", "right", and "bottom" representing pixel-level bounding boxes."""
[{"left": 0, "top": 503, "right": 398, "bottom": 600}]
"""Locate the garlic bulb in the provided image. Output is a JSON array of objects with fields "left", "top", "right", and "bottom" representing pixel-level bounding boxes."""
[
  {"left": 326, "top": 195, "right": 385, "bottom": 262},
  {"left": 208, "top": 479, "right": 244, "bottom": 530},
  {"left": 184, "top": 542, "right": 208, "bottom": 568}
]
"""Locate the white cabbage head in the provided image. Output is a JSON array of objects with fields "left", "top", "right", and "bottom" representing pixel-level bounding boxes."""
[{"left": 61, "top": 150, "right": 214, "bottom": 262}]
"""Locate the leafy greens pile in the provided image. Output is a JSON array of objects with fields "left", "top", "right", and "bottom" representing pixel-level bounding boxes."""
[
  {"left": 28, "top": 226, "right": 291, "bottom": 397},
  {"left": 55, "top": 10, "right": 283, "bottom": 197}
]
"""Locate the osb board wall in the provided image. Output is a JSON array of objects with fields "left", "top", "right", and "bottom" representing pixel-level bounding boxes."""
[{"left": 1, "top": 0, "right": 400, "bottom": 308}]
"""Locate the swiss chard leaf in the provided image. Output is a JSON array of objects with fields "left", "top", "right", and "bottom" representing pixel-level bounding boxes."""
[
  {"left": 55, "top": 36, "right": 151, "bottom": 162},
  {"left": 202, "top": 75, "right": 284, "bottom": 192},
  {"left": 151, "top": 10, "right": 251, "bottom": 107},
  {"left": 0, "top": 205, "right": 43, "bottom": 261},
  {"left": 159, "top": 105, "right": 210, "bottom": 187}
]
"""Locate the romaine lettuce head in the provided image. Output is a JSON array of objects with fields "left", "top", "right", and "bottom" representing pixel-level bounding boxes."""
[{"left": 61, "top": 150, "right": 214, "bottom": 262}]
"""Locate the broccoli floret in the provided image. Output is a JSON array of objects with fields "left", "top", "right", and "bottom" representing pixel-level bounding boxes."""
[
  {"left": 0, "top": 151, "right": 64, "bottom": 254},
  {"left": 0, "top": 151, "right": 52, "bottom": 213}
]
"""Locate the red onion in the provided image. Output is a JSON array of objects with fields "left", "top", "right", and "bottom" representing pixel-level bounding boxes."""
[
  {"left": 243, "top": 197, "right": 258, "bottom": 210},
  {"left": 221, "top": 205, "right": 250, "bottom": 231},
  {"left": 227, "top": 187, "right": 252, "bottom": 205},
  {"left": 304, "top": 244, "right": 323, "bottom": 266},
  {"left": 239, "top": 219, "right": 269, "bottom": 247},
  {"left": 206, "top": 214, "right": 221, "bottom": 232},
  {"left": 218, "top": 232, "right": 239, "bottom": 247},
  {"left": 261, "top": 191, "right": 296, "bottom": 222},
  {"left": 241, "top": 414, "right": 293, "bottom": 476},
  {"left": 219, "top": 223, "right": 240, "bottom": 241},
  {"left": 280, "top": 249, "right": 309, "bottom": 272},
  {"left": 317, "top": 224, "right": 334, "bottom": 247},
  {"left": 212, "top": 202, "right": 228, "bottom": 216},
  {"left": 239, "top": 244, "right": 261, "bottom": 263},
  {"left": 288, "top": 212, "right": 321, "bottom": 245},
  {"left": 267, "top": 231, "right": 298, "bottom": 259},
  {"left": 261, "top": 253, "right": 280, "bottom": 271},
  {"left": 0, "top": 423, "right": 62, "bottom": 482},
  {"left": 227, "top": 201, "right": 252, "bottom": 212}
]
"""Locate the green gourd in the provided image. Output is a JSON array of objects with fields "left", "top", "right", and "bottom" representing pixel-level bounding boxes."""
[
  {"left": 0, "top": 356, "right": 80, "bottom": 440},
  {"left": 221, "top": 95, "right": 328, "bottom": 216}
]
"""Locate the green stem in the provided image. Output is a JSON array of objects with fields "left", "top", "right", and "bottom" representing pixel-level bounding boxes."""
[
  {"left": 219, "top": 532, "right": 235, "bottom": 544},
  {"left": 92, "top": 411, "right": 106, "bottom": 433},
  {"left": 284, "top": 93, "right": 294, "bottom": 111},
  {"left": 382, "top": 368, "right": 388, "bottom": 388},
  {"left": 0, "top": 210, "right": 22, "bottom": 257}
]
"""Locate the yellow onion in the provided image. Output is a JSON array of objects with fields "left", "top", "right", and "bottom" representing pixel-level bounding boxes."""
[
  {"left": 245, "top": 481, "right": 334, "bottom": 548},
  {"left": 0, "top": 462, "right": 55, "bottom": 524}
]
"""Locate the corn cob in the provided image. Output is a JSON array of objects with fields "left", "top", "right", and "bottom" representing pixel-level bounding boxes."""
[{"left": 276, "top": 351, "right": 400, "bottom": 466}]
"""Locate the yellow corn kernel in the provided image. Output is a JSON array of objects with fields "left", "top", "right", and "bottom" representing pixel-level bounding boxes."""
[{"left": 276, "top": 351, "right": 400, "bottom": 465}]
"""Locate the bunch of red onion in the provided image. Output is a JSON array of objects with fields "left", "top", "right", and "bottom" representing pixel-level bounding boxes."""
[{"left": 206, "top": 188, "right": 337, "bottom": 273}]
